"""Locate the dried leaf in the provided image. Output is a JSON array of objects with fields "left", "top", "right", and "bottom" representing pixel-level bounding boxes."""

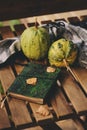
[
  {"left": 36, "top": 105, "right": 50, "bottom": 116},
  {"left": 46, "top": 66, "right": 56, "bottom": 73}
]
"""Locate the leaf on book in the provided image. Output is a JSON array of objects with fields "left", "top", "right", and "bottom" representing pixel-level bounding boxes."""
[
  {"left": 46, "top": 66, "right": 56, "bottom": 73},
  {"left": 26, "top": 77, "right": 37, "bottom": 85}
]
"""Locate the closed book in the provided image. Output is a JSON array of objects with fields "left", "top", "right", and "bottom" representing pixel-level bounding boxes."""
[{"left": 7, "top": 62, "right": 60, "bottom": 104}]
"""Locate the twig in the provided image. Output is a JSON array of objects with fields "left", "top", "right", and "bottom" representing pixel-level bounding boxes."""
[
  {"left": 63, "top": 59, "right": 80, "bottom": 83},
  {"left": 0, "top": 93, "right": 9, "bottom": 109}
]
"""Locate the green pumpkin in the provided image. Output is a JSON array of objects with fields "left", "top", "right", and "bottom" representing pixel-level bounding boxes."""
[
  {"left": 21, "top": 26, "right": 50, "bottom": 60},
  {"left": 48, "top": 38, "right": 78, "bottom": 67}
]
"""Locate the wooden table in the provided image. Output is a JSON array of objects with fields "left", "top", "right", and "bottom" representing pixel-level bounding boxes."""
[{"left": 0, "top": 10, "right": 87, "bottom": 130}]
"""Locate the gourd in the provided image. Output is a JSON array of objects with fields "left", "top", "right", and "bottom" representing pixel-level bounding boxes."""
[
  {"left": 20, "top": 25, "right": 50, "bottom": 60},
  {"left": 48, "top": 38, "right": 78, "bottom": 67}
]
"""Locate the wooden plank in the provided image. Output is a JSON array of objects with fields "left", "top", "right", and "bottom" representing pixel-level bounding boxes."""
[
  {"left": 8, "top": 98, "right": 33, "bottom": 126},
  {"left": 60, "top": 70, "right": 87, "bottom": 115},
  {"left": 24, "top": 10, "right": 87, "bottom": 25},
  {"left": 72, "top": 67, "right": 87, "bottom": 94},
  {"left": 29, "top": 103, "right": 53, "bottom": 123},
  {"left": 24, "top": 126, "right": 43, "bottom": 130},
  {"left": 0, "top": 66, "right": 33, "bottom": 126},
  {"left": 0, "top": 66, "right": 15, "bottom": 92},
  {"left": 25, "top": 119, "right": 85, "bottom": 130},
  {"left": 51, "top": 86, "right": 73, "bottom": 120},
  {"left": 0, "top": 26, "right": 14, "bottom": 39},
  {"left": 56, "top": 119, "right": 84, "bottom": 130},
  {"left": 0, "top": 107, "right": 11, "bottom": 129},
  {"left": 0, "top": 94, "right": 11, "bottom": 129}
]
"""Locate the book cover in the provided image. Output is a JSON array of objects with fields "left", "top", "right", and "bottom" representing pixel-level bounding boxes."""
[{"left": 7, "top": 62, "right": 60, "bottom": 104}]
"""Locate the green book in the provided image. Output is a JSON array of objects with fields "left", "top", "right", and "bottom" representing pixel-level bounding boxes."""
[{"left": 7, "top": 62, "right": 60, "bottom": 104}]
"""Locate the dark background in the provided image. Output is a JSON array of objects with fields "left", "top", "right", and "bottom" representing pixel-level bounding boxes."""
[{"left": 0, "top": 0, "right": 87, "bottom": 21}]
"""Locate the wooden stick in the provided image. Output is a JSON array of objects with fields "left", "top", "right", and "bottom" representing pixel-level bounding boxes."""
[
  {"left": 0, "top": 95, "right": 7, "bottom": 108},
  {"left": 63, "top": 59, "right": 80, "bottom": 83},
  {"left": 0, "top": 93, "right": 9, "bottom": 109}
]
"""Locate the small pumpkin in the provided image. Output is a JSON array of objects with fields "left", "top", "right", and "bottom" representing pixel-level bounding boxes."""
[
  {"left": 21, "top": 26, "right": 50, "bottom": 60},
  {"left": 48, "top": 38, "right": 78, "bottom": 67}
]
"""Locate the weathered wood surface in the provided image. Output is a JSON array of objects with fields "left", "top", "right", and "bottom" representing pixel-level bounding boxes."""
[
  {"left": 73, "top": 67, "right": 87, "bottom": 94},
  {"left": 59, "top": 70, "right": 87, "bottom": 115},
  {"left": 0, "top": 11, "right": 87, "bottom": 130}
]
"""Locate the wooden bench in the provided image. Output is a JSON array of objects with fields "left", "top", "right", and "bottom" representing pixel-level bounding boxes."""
[{"left": 0, "top": 1, "right": 87, "bottom": 130}]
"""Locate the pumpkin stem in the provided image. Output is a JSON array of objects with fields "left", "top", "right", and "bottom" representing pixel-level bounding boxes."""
[
  {"left": 35, "top": 18, "right": 38, "bottom": 29},
  {"left": 63, "top": 59, "right": 79, "bottom": 83}
]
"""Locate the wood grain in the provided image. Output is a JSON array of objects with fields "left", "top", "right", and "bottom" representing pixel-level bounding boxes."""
[
  {"left": 51, "top": 86, "right": 73, "bottom": 119},
  {"left": 57, "top": 119, "right": 84, "bottom": 130},
  {"left": 73, "top": 67, "right": 87, "bottom": 94},
  {"left": 0, "top": 94, "right": 11, "bottom": 129},
  {"left": 60, "top": 71, "right": 87, "bottom": 115}
]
